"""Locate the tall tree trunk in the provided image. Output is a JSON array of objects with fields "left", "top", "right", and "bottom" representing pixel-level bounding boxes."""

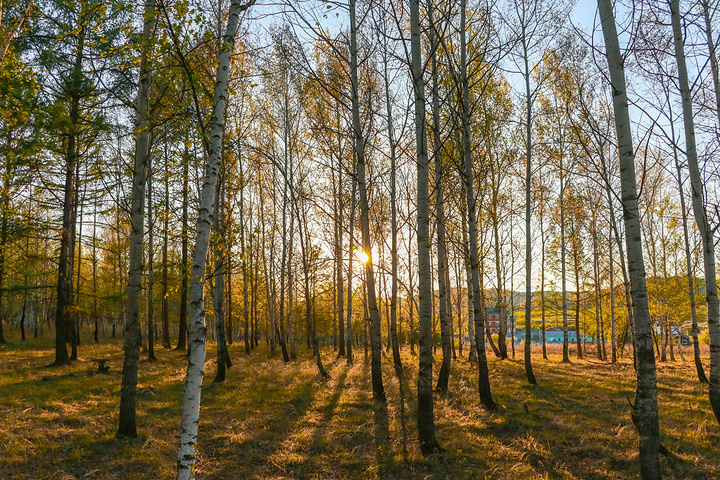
[
  {"left": 176, "top": 2, "right": 253, "bottom": 477},
  {"left": 346, "top": 161, "right": 357, "bottom": 364},
  {"left": 522, "top": 32, "right": 536, "bottom": 384},
  {"left": 92, "top": 190, "right": 99, "bottom": 343},
  {"left": 670, "top": 116, "right": 706, "bottom": 381},
  {"left": 118, "top": 0, "right": 155, "bottom": 437},
  {"left": 54, "top": 25, "right": 86, "bottom": 366},
  {"left": 560, "top": 160, "right": 569, "bottom": 363},
  {"left": 670, "top": 0, "right": 720, "bottom": 422},
  {"left": 335, "top": 131, "right": 345, "bottom": 357},
  {"left": 702, "top": 0, "right": 720, "bottom": 128},
  {"left": 213, "top": 174, "right": 231, "bottom": 383},
  {"left": 411, "top": 0, "right": 439, "bottom": 453},
  {"left": 598, "top": 1, "right": 660, "bottom": 477},
  {"left": 541, "top": 209, "right": 547, "bottom": 360},
  {"left": 0, "top": 186, "right": 8, "bottom": 344},
  {"left": 610, "top": 227, "right": 617, "bottom": 364},
  {"left": 350, "top": 0, "right": 384, "bottom": 401},
  {"left": 461, "top": 185, "right": 476, "bottom": 362},
  {"left": 162, "top": 142, "right": 171, "bottom": 348},
  {"left": 575, "top": 251, "right": 582, "bottom": 359},
  {"left": 176, "top": 140, "right": 189, "bottom": 351},
  {"left": 461, "top": 0, "right": 495, "bottom": 410},
  {"left": 240, "top": 155, "right": 250, "bottom": 355},
  {"left": 147, "top": 155, "right": 156, "bottom": 361},
  {"left": 71, "top": 163, "right": 85, "bottom": 360},
  {"left": 429, "top": 4, "right": 451, "bottom": 393}
]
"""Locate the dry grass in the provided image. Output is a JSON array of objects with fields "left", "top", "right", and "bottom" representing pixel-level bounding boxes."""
[{"left": 0, "top": 336, "right": 718, "bottom": 479}]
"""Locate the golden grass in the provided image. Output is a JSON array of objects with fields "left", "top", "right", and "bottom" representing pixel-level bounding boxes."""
[{"left": 0, "top": 336, "right": 718, "bottom": 479}]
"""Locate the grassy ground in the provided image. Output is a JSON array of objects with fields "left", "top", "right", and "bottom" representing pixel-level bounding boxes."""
[{"left": 1, "top": 336, "right": 718, "bottom": 480}]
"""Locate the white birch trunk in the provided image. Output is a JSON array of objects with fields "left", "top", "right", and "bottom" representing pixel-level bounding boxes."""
[
  {"left": 598, "top": 0, "right": 660, "bottom": 477},
  {"left": 670, "top": 0, "right": 720, "bottom": 423},
  {"left": 176, "top": 1, "right": 254, "bottom": 478},
  {"left": 118, "top": 0, "right": 155, "bottom": 438}
]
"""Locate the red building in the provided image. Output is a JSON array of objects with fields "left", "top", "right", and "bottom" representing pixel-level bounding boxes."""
[{"left": 486, "top": 308, "right": 508, "bottom": 334}]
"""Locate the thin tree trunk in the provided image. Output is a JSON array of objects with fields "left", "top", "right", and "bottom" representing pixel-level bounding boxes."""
[
  {"left": 610, "top": 227, "right": 617, "bottom": 363},
  {"left": 461, "top": 186, "right": 476, "bottom": 363},
  {"left": 598, "top": 1, "right": 660, "bottom": 477},
  {"left": 411, "top": 0, "right": 439, "bottom": 453},
  {"left": 212, "top": 173, "right": 231, "bottom": 383},
  {"left": 176, "top": 139, "right": 189, "bottom": 352},
  {"left": 429, "top": 4, "right": 451, "bottom": 393},
  {"left": 350, "top": 0, "right": 384, "bottom": 401},
  {"left": 671, "top": 0, "right": 719, "bottom": 420},
  {"left": 522, "top": 32, "right": 536, "bottom": 383},
  {"left": 346, "top": 161, "right": 357, "bottom": 365},
  {"left": 541, "top": 209, "right": 547, "bottom": 360},
  {"left": 560, "top": 160, "right": 569, "bottom": 363},
  {"left": 118, "top": 0, "right": 154, "bottom": 437},
  {"left": 147, "top": 155, "right": 156, "bottom": 361},
  {"left": 162, "top": 141, "right": 171, "bottom": 348},
  {"left": 176, "top": 2, "right": 253, "bottom": 477},
  {"left": 462, "top": 0, "right": 494, "bottom": 410}
]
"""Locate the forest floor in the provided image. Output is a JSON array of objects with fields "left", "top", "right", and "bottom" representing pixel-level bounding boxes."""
[{"left": 0, "top": 336, "right": 718, "bottom": 480}]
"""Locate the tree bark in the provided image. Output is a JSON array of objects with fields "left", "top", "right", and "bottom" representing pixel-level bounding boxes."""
[
  {"left": 411, "top": 0, "right": 440, "bottom": 454},
  {"left": 461, "top": 0, "right": 495, "bottom": 411},
  {"left": 176, "top": 2, "right": 253, "bottom": 477},
  {"left": 670, "top": 0, "right": 720, "bottom": 423},
  {"left": 429, "top": 4, "right": 451, "bottom": 394},
  {"left": 176, "top": 139, "right": 189, "bottom": 352},
  {"left": 598, "top": 1, "right": 660, "bottom": 477},
  {"left": 522, "top": 30, "right": 536, "bottom": 384},
  {"left": 350, "top": 0, "right": 384, "bottom": 402},
  {"left": 147, "top": 154, "right": 156, "bottom": 362},
  {"left": 118, "top": 0, "right": 155, "bottom": 437},
  {"left": 670, "top": 114, "right": 707, "bottom": 382}
]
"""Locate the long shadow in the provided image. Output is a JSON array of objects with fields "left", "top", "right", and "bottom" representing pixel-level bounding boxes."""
[
  {"left": 307, "top": 365, "right": 348, "bottom": 455},
  {"left": 373, "top": 397, "right": 393, "bottom": 475},
  {"left": 199, "top": 362, "right": 320, "bottom": 480}
]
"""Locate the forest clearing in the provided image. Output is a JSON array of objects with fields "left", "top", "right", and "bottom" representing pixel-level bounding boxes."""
[
  {"left": 1, "top": 337, "right": 718, "bottom": 480},
  {"left": 1, "top": 0, "right": 720, "bottom": 478}
]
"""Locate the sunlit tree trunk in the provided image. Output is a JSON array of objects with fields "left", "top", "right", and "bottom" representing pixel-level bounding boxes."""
[
  {"left": 176, "top": 1, "right": 253, "bottom": 477},
  {"left": 664, "top": 107, "right": 707, "bottom": 380},
  {"left": 598, "top": 1, "right": 660, "bottom": 477},
  {"left": 670, "top": 0, "right": 720, "bottom": 423},
  {"left": 162, "top": 142, "right": 171, "bottom": 348}
]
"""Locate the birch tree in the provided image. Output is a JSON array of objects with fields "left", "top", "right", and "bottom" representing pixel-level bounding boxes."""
[
  {"left": 411, "top": 0, "right": 440, "bottom": 454},
  {"left": 669, "top": 0, "right": 720, "bottom": 424},
  {"left": 118, "top": 0, "right": 156, "bottom": 438},
  {"left": 598, "top": 0, "right": 660, "bottom": 477},
  {"left": 176, "top": 1, "right": 255, "bottom": 477}
]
